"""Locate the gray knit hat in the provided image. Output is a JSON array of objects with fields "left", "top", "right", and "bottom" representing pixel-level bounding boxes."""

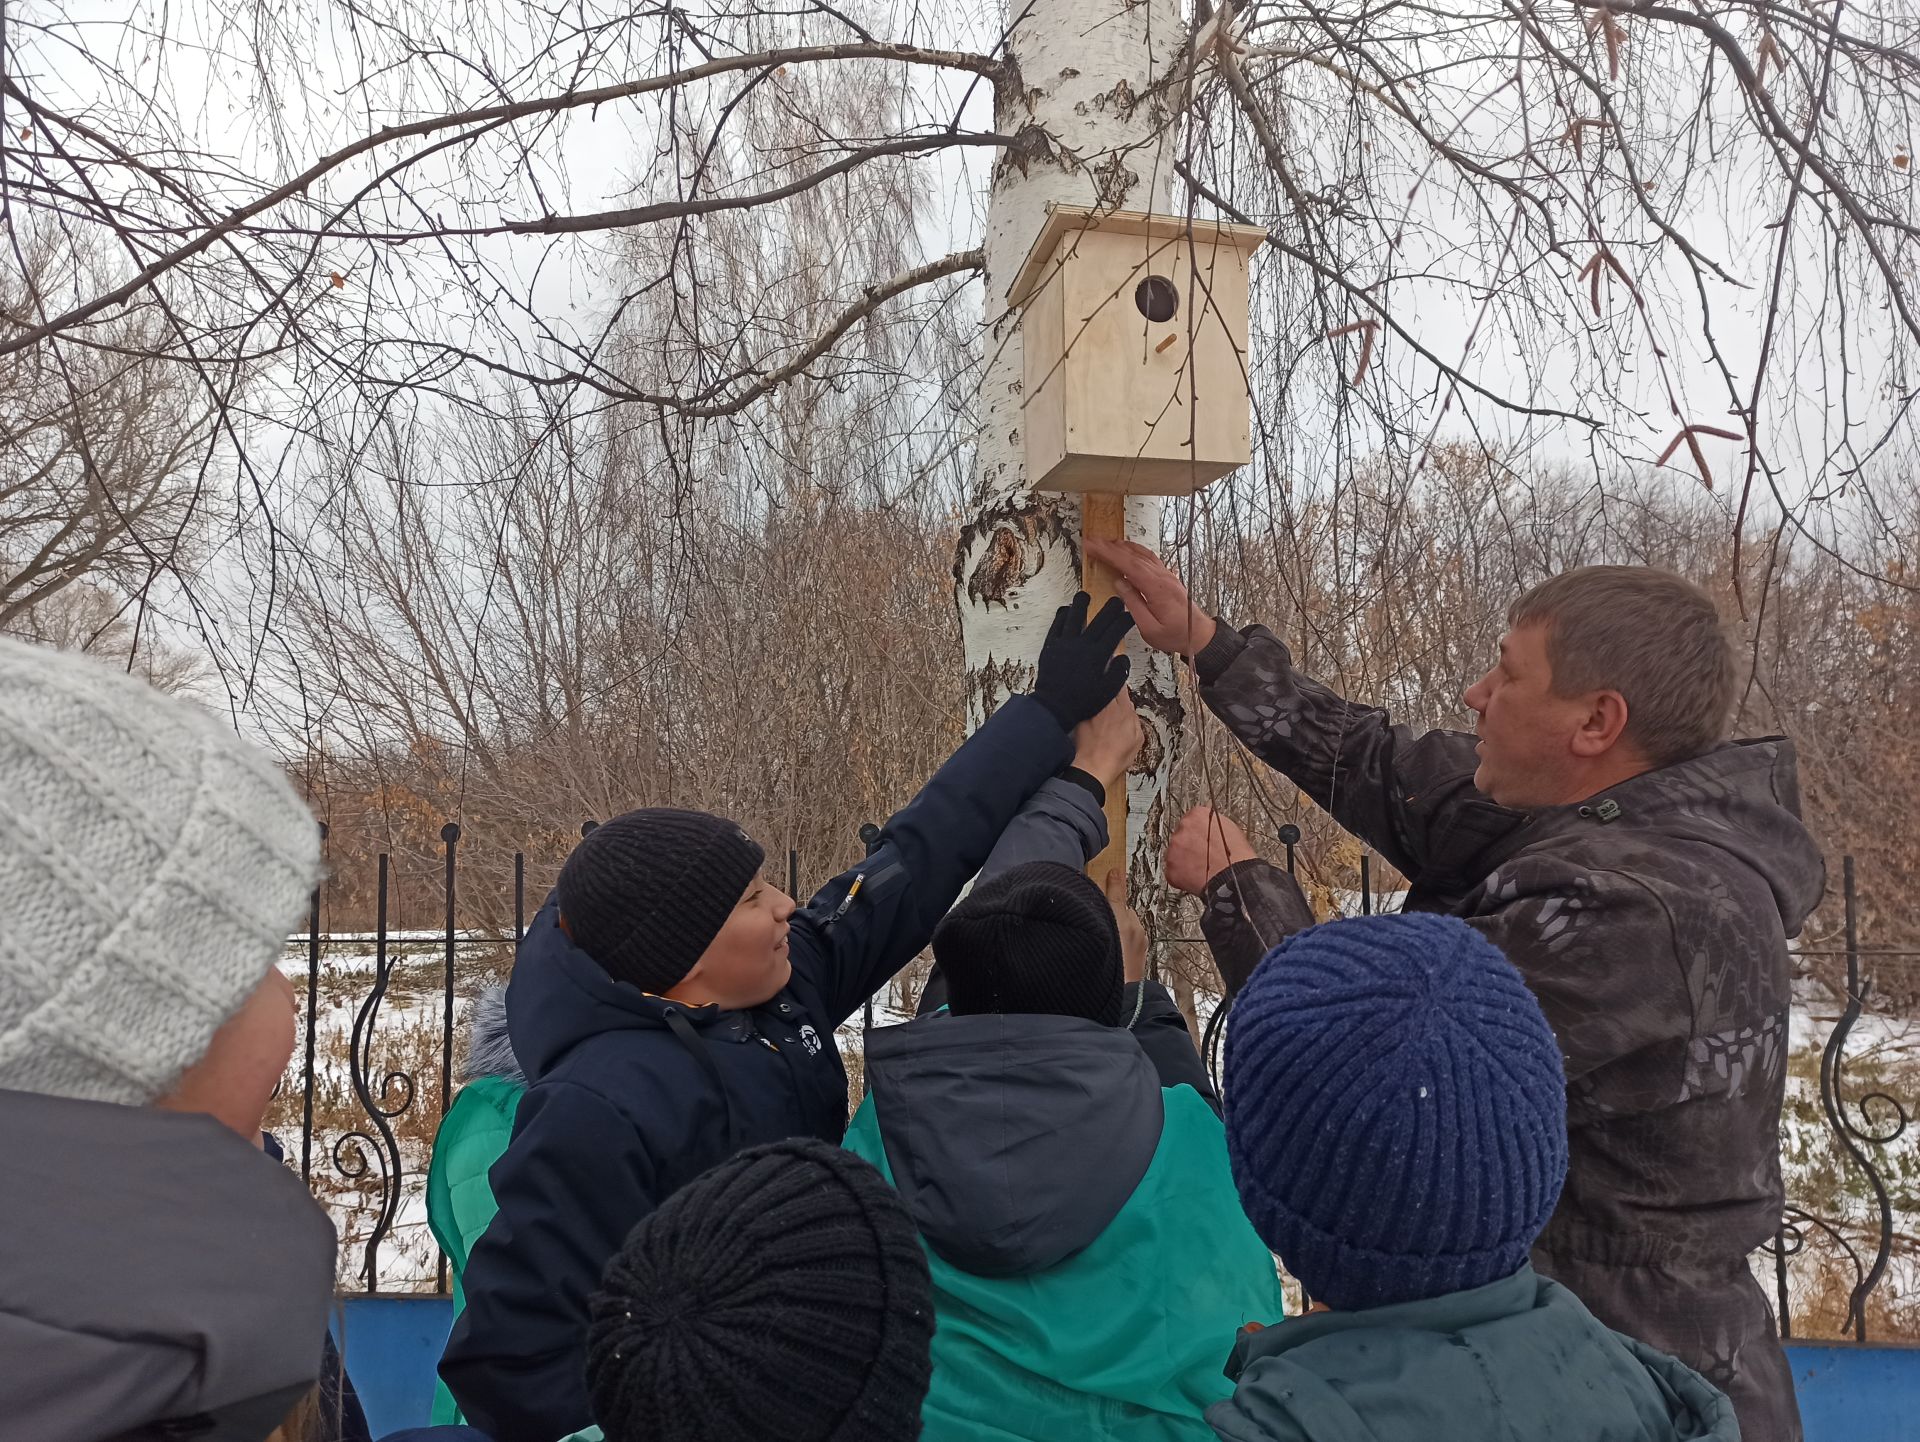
[{"left": 0, "top": 638, "right": 322, "bottom": 1106}]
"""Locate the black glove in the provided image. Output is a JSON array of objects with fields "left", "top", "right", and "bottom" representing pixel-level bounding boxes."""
[{"left": 1031, "top": 592, "right": 1135, "bottom": 730}]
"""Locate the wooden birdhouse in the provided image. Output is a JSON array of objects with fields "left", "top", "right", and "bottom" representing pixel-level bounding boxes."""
[{"left": 1008, "top": 205, "right": 1269, "bottom": 496}]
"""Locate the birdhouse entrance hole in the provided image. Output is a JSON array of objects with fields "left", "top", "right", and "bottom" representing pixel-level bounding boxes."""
[{"left": 1134, "top": 275, "right": 1179, "bottom": 323}]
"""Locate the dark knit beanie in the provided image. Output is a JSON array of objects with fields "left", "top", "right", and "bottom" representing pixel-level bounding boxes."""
[
  {"left": 585, "top": 1137, "right": 935, "bottom": 1442},
  {"left": 933, "top": 861, "right": 1123, "bottom": 1028},
  {"left": 1224, "top": 912, "right": 1568, "bottom": 1311},
  {"left": 556, "top": 808, "right": 766, "bottom": 994}
]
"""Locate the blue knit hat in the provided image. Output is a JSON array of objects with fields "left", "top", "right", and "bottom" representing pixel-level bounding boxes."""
[{"left": 1223, "top": 912, "right": 1568, "bottom": 1311}]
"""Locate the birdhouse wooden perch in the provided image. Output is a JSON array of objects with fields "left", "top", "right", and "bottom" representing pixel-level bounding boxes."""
[{"left": 1008, "top": 205, "right": 1269, "bottom": 497}]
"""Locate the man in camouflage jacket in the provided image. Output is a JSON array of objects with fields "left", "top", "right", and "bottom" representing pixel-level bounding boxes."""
[{"left": 1092, "top": 540, "right": 1826, "bottom": 1442}]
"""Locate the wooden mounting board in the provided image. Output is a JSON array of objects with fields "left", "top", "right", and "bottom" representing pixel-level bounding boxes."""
[{"left": 1080, "top": 491, "right": 1130, "bottom": 884}]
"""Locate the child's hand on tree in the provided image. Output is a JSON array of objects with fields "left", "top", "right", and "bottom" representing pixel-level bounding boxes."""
[
  {"left": 1071, "top": 688, "right": 1143, "bottom": 791},
  {"left": 1084, "top": 538, "right": 1217, "bottom": 658},
  {"left": 1031, "top": 590, "right": 1135, "bottom": 729}
]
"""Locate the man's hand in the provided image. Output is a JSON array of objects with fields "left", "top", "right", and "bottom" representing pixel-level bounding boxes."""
[
  {"left": 1166, "top": 805, "right": 1258, "bottom": 895},
  {"left": 1104, "top": 867, "right": 1149, "bottom": 985},
  {"left": 1072, "top": 688, "right": 1143, "bottom": 791},
  {"left": 1031, "top": 590, "right": 1136, "bottom": 729},
  {"left": 1084, "top": 538, "right": 1217, "bottom": 657}
]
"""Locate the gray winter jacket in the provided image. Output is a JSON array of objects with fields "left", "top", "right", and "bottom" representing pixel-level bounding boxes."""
[{"left": 0, "top": 1088, "right": 337, "bottom": 1442}]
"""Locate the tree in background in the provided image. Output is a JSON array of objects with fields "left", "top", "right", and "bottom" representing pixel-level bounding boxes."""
[
  {"left": 8, "top": 0, "right": 1920, "bottom": 913},
  {"left": 0, "top": 236, "right": 217, "bottom": 680}
]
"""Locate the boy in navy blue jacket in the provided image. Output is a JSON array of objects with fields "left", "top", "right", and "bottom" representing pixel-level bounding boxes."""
[{"left": 441, "top": 595, "right": 1136, "bottom": 1442}]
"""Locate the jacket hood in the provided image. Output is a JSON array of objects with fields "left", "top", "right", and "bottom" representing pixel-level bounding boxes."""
[
  {"left": 1209, "top": 1268, "right": 1738, "bottom": 1442},
  {"left": 863, "top": 1013, "right": 1163, "bottom": 1276},
  {"left": 1549, "top": 737, "right": 1825, "bottom": 933},
  {"left": 508, "top": 901, "right": 735, "bottom": 1082},
  {"left": 0, "top": 1088, "right": 337, "bottom": 1442},
  {"left": 461, "top": 983, "right": 527, "bottom": 1086}
]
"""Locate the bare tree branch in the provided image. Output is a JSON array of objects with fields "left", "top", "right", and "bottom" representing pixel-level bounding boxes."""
[{"left": 0, "top": 40, "right": 1004, "bottom": 358}]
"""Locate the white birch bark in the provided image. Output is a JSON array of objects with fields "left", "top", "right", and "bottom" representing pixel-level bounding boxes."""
[{"left": 956, "top": 0, "right": 1185, "bottom": 891}]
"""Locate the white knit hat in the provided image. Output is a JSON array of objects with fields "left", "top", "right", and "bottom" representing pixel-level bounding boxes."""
[{"left": 0, "top": 638, "right": 322, "bottom": 1105}]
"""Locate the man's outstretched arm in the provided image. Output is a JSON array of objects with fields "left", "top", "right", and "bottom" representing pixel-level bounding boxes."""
[{"left": 1088, "top": 536, "right": 1486, "bottom": 880}]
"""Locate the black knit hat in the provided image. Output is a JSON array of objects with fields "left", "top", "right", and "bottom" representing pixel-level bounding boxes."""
[
  {"left": 933, "top": 861, "right": 1123, "bottom": 1027},
  {"left": 586, "top": 1137, "right": 935, "bottom": 1442},
  {"left": 556, "top": 808, "right": 766, "bottom": 994}
]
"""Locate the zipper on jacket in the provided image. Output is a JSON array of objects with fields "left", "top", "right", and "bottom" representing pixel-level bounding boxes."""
[
  {"left": 831, "top": 859, "right": 903, "bottom": 922},
  {"left": 831, "top": 873, "right": 866, "bottom": 921}
]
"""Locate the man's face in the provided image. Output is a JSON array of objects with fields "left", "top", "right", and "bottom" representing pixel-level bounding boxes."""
[
  {"left": 1462, "top": 623, "right": 1597, "bottom": 808},
  {"left": 674, "top": 876, "right": 796, "bottom": 1010}
]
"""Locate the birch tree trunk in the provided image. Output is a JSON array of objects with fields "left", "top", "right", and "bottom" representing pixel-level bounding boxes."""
[{"left": 956, "top": 0, "right": 1184, "bottom": 900}]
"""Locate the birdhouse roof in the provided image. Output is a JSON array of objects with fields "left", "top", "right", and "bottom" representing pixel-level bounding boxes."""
[{"left": 1006, "top": 204, "right": 1269, "bottom": 309}]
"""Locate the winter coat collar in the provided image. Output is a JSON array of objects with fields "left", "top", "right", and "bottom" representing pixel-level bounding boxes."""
[
  {"left": 1425, "top": 735, "right": 1823, "bottom": 926},
  {"left": 862, "top": 1012, "right": 1163, "bottom": 1276},
  {"left": 1212, "top": 1267, "right": 1739, "bottom": 1442},
  {"left": 1222, "top": 1267, "right": 1540, "bottom": 1376},
  {"left": 1497, "top": 736, "right": 1823, "bottom": 928}
]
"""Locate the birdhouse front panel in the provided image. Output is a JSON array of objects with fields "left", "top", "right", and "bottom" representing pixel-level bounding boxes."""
[{"left": 1015, "top": 209, "right": 1266, "bottom": 497}]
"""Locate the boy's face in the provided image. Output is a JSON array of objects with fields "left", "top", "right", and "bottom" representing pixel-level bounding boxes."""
[
  {"left": 154, "top": 967, "right": 299, "bottom": 1142},
  {"left": 670, "top": 876, "right": 796, "bottom": 1011}
]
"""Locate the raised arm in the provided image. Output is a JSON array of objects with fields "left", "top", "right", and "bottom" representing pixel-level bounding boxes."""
[
  {"left": 1166, "top": 804, "right": 1317, "bottom": 999},
  {"left": 1087, "top": 536, "right": 1491, "bottom": 881},
  {"left": 1197, "top": 859, "right": 1318, "bottom": 1000},
  {"left": 1196, "top": 625, "right": 1486, "bottom": 879},
  {"left": 976, "top": 687, "right": 1142, "bottom": 881},
  {"left": 789, "top": 595, "right": 1136, "bottom": 1026}
]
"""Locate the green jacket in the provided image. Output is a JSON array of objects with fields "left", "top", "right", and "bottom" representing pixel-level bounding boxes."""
[
  {"left": 427, "top": 986, "right": 528, "bottom": 1428},
  {"left": 843, "top": 1011, "right": 1286, "bottom": 1442},
  {"left": 1206, "top": 1267, "right": 1739, "bottom": 1442}
]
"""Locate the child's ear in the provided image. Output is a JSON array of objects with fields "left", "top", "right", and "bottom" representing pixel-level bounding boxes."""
[{"left": 556, "top": 909, "right": 574, "bottom": 940}]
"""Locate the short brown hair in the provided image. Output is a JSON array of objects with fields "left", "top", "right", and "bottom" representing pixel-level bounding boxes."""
[{"left": 1508, "top": 565, "right": 1734, "bottom": 767}]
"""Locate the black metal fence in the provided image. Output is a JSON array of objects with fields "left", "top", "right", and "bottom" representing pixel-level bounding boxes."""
[
  {"left": 276, "top": 826, "right": 1914, "bottom": 1343},
  {"left": 1764, "top": 856, "right": 1912, "bottom": 1342}
]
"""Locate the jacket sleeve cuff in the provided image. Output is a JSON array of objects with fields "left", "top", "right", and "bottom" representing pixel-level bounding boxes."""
[
  {"left": 1193, "top": 617, "right": 1247, "bottom": 685},
  {"left": 1199, "top": 857, "right": 1316, "bottom": 998},
  {"left": 1056, "top": 765, "right": 1107, "bottom": 809}
]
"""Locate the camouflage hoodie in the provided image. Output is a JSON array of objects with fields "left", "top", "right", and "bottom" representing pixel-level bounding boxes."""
[{"left": 1195, "top": 623, "right": 1825, "bottom": 1442}]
